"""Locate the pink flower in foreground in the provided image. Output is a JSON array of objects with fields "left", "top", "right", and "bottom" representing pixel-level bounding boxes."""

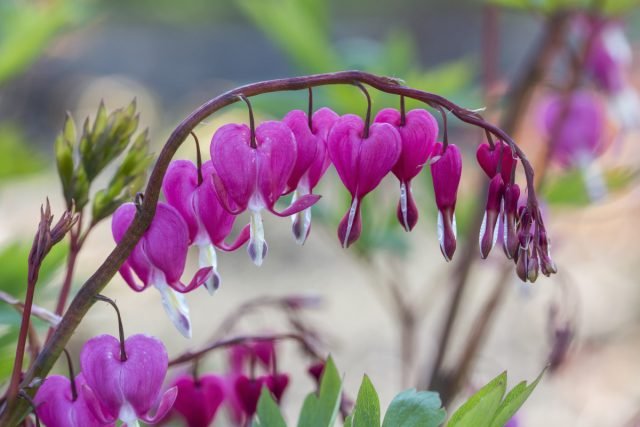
[
  {"left": 375, "top": 108, "right": 438, "bottom": 231},
  {"left": 35, "top": 374, "right": 114, "bottom": 427},
  {"left": 283, "top": 107, "right": 339, "bottom": 244},
  {"left": 479, "top": 175, "right": 505, "bottom": 259},
  {"left": 112, "top": 202, "right": 212, "bottom": 337},
  {"left": 162, "top": 159, "right": 250, "bottom": 293},
  {"left": 328, "top": 114, "right": 401, "bottom": 247},
  {"left": 210, "top": 122, "right": 320, "bottom": 266},
  {"left": 80, "top": 334, "right": 177, "bottom": 426},
  {"left": 475, "top": 141, "right": 517, "bottom": 183},
  {"left": 430, "top": 143, "right": 462, "bottom": 261},
  {"left": 170, "top": 374, "right": 225, "bottom": 427}
]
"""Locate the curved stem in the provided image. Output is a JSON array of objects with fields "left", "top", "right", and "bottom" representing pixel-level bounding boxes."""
[
  {"left": 307, "top": 87, "right": 313, "bottom": 129},
  {"left": 238, "top": 95, "right": 257, "bottom": 148},
  {"left": 191, "top": 132, "right": 203, "bottom": 186},
  {"left": 0, "top": 70, "right": 539, "bottom": 426},
  {"left": 352, "top": 81, "right": 372, "bottom": 138},
  {"left": 94, "top": 295, "right": 127, "bottom": 361},
  {"left": 62, "top": 349, "right": 77, "bottom": 401},
  {"left": 399, "top": 95, "right": 406, "bottom": 126}
]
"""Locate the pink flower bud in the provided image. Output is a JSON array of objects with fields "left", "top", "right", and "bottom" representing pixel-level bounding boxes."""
[
  {"left": 476, "top": 141, "right": 517, "bottom": 183},
  {"left": 502, "top": 183, "right": 521, "bottom": 259},
  {"left": 479, "top": 175, "right": 505, "bottom": 259},
  {"left": 430, "top": 143, "right": 462, "bottom": 261},
  {"left": 171, "top": 374, "right": 225, "bottom": 427}
]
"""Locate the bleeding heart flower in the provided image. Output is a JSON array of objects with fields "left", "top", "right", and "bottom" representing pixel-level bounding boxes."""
[
  {"left": 502, "top": 183, "right": 521, "bottom": 260},
  {"left": 430, "top": 143, "right": 462, "bottom": 261},
  {"left": 266, "top": 373, "right": 290, "bottom": 403},
  {"left": 539, "top": 90, "right": 606, "bottom": 168},
  {"left": 475, "top": 141, "right": 517, "bottom": 183},
  {"left": 171, "top": 374, "right": 225, "bottom": 427},
  {"left": 479, "top": 175, "right": 505, "bottom": 259},
  {"left": 327, "top": 114, "right": 401, "bottom": 247},
  {"left": 374, "top": 108, "right": 438, "bottom": 231},
  {"left": 112, "top": 202, "right": 212, "bottom": 337},
  {"left": 80, "top": 334, "right": 177, "bottom": 426},
  {"left": 234, "top": 375, "right": 266, "bottom": 418},
  {"left": 210, "top": 121, "right": 321, "bottom": 266},
  {"left": 35, "top": 374, "right": 114, "bottom": 427},
  {"left": 283, "top": 107, "right": 339, "bottom": 244},
  {"left": 162, "top": 159, "right": 250, "bottom": 293},
  {"left": 582, "top": 18, "right": 631, "bottom": 94}
]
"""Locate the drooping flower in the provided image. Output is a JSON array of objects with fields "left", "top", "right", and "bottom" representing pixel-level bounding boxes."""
[
  {"left": 210, "top": 121, "right": 320, "bottom": 266},
  {"left": 475, "top": 141, "right": 517, "bottom": 183},
  {"left": 80, "top": 334, "right": 177, "bottom": 426},
  {"left": 539, "top": 90, "right": 606, "bottom": 168},
  {"left": 374, "top": 108, "right": 438, "bottom": 231},
  {"left": 35, "top": 374, "right": 114, "bottom": 427},
  {"left": 479, "top": 175, "right": 505, "bottom": 259},
  {"left": 583, "top": 18, "right": 632, "bottom": 94},
  {"left": 170, "top": 374, "right": 225, "bottom": 427},
  {"left": 327, "top": 114, "right": 402, "bottom": 247},
  {"left": 502, "top": 183, "right": 521, "bottom": 260},
  {"left": 283, "top": 107, "right": 339, "bottom": 244},
  {"left": 162, "top": 159, "right": 250, "bottom": 293},
  {"left": 430, "top": 143, "right": 462, "bottom": 261},
  {"left": 233, "top": 373, "right": 289, "bottom": 418},
  {"left": 112, "top": 202, "right": 212, "bottom": 337}
]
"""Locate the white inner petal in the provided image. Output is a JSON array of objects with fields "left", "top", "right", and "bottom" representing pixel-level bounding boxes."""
[
  {"left": 154, "top": 275, "right": 192, "bottom": 339},
  {"left": 249, "top": 210, "right": 267, "bottom": 266},
  {"left": 478, "top": 211, "right": 487, "bottom": 249},
  {"left": 399, "top": 182, "right": 409, "bottom": 230},
  {"left": 118, "top": 401, "right": 139, "bottom": 427},
  {"left": 197, "top": 243, "right": 220, "bottom": 294},
  {"left": 343, "top": 197, "right": 359, "bottom": 248}
]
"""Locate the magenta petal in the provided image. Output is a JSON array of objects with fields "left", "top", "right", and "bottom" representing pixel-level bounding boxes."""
[
  {"left": 337, "top": 197, "right": 362, "bottom": 248},
  {"left": 283, "top": 110, "right": 320, "bottom": 193},
  {"left": 396, "top": 180, "right": 419, "bottom": 232},
  {"left": 216, "top": 224, "right": 251, "bottom": 251},
  {"left": 431, "top": 143, "right": 462, "bottom": 211},
  {"left": 375, "top": 108, "right": 438, "bottom": 182},
  {"left": 143, "top": 203, "right": 190, "bottom": 284},
  {"left": 234, "top": 375, "right": 265, "bottom": 418},
  {"left": 195, "top": 161, "right": 237, "bottom": 245},
  {"left": 81, "top": 382, "right": 116, "bottom": 425},
  {"left": 162, "top": 160, "right": 200, "bottom": 242},
  {"left": 35, "top": 375, "right": 114, "bottom": 427},
  {"left": 270, "top": 193, "right": 321, "bottom": 217},
  {"left": 479, "top": 175, "right": 505, "bottom": 259},
  {"left": 139, "top": 386, "right": 178, "bottom": 424},
  {"left": 118, "top": 259, "right": 148, "bottom": 292},
  {"left": 170, "top": 266, "right": 213, "bottom": 293},
  {"left": 81, "top": 334, "right": 170, "bottom": 422},
  {"left": 210, "top": 123, "right": 256, "bottom": 211},
  {"left": 438, "top": 208, "right": 457, "bottom": 261},
  {"left": 266, "top": 373, "right": 289, "bottom": 403},
  {"left": 306, "top": 107, "right": 339, "bottom": 190},
  {"left": 327, "top": 114, "right": 365, "bottom": 194},
  {"left": 255, "top": 121, "right": 297, "bottom": 209},
  {"left": 172, "top": 375, "right": 225, "bottom": 427}
]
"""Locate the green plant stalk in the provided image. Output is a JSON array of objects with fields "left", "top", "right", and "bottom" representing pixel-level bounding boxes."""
[{"left": 0, "top": 71, "right": 539, "bottom": 425}]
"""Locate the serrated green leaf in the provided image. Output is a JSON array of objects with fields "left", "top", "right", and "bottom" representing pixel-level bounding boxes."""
[
  {"left": 352, "top": 375, "right": 380, "bottom": 427},
  {"left": 382, "top": 389, "right": 446, "bottom": 427},
  {"left": 489, "top": 369, "right": 545, "bottom": 427},
  {"left": 253, "top": 386, "right": 287, "bottom": 427},
  {"left": 297, "top": 356, "right": 342, "bottom": 427},
  {"left": 447, "top": 372, "right": 507, "bottom": 427}
]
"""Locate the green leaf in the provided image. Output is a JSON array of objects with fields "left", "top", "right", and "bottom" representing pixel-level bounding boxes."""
[
  {"left": 0, "top": 242, "right": 67, "bottom": 298},
  {"left": 344, "top": 415, "right": 353, "bottom": 427},
  {"left": 382, "top": 389, "right": 446, "bottom": 427},
  {"left": 489, "top": 369, "right": 545, "bottom": 427},
  {"left": 253, "top": 387, "right": 287, "bottom": 427},
  {"left": 352, "top": 375, "right": 380, "bottom": 427},
  {"left": 447, "top": 372, "right": 507, "bottom": 427},
  {"left": 297, "top": 356, "right": 342, "bottom": 427},
  {"left": 0, "top": 123, "right": 44, "bottom": 181}
]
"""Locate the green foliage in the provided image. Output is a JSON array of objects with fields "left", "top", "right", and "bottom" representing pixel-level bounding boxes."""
[
  {"left": 488, "top": 0, "right": 640, "bottom": 15},
  {"left": 297, "top": 356, "right": 343, "bottom": 427},
  {"left": 382, "top": 389, "right": 446, "bottom": 427},
  {"left": 0, "top": 123, "right": 45, "bottom": 181},
  {"left": 0, "top": 0, "right": 83, "bottom": 85},
  {"left": 542, "top": 166, "right": 637, "bottom": 206},
  {"left": 447, "top": 370, "right": 544, "bottom": 427},
  {"left": 254, "top": 387, "right": 287, "bottom": 427},
  {"left": 351, "top": 375, "right": 380, "bottom": 427},
  {"left": 0, "top": 241, "right": 67, "bottom": 383},
  {"left": 55, "top": 101, "right": 153, "bottom": 222}
]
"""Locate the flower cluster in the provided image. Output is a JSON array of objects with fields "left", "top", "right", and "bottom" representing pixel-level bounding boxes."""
[
  {"left": 476, "top": 141, "right": 557, "bottom": 282},
  {"left": 112, "top": 96, "right": 555, "bottom": 335},
  {"left": 164, "top": 340, "right": 290, "bottom": 426},
  {"left": 35, "top": 334, "right": 176, "bottom": 427}
]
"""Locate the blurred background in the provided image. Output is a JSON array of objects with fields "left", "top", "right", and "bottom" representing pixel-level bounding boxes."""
[{"left": 2, "top": 0, "right": 640, "bottom": 426}]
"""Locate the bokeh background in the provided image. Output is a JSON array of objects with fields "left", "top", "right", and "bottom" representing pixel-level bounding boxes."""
[{"left": 2, "top": 0, "right": 640, "bottom": 426}]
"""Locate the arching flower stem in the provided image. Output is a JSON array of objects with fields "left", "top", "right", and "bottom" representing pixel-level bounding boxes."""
[
  {"left": 94, "top": 295, "right": 127, "bottom": 361},
  {"left": 1, "top": 70, "right": 544, "bottom": 426}
]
